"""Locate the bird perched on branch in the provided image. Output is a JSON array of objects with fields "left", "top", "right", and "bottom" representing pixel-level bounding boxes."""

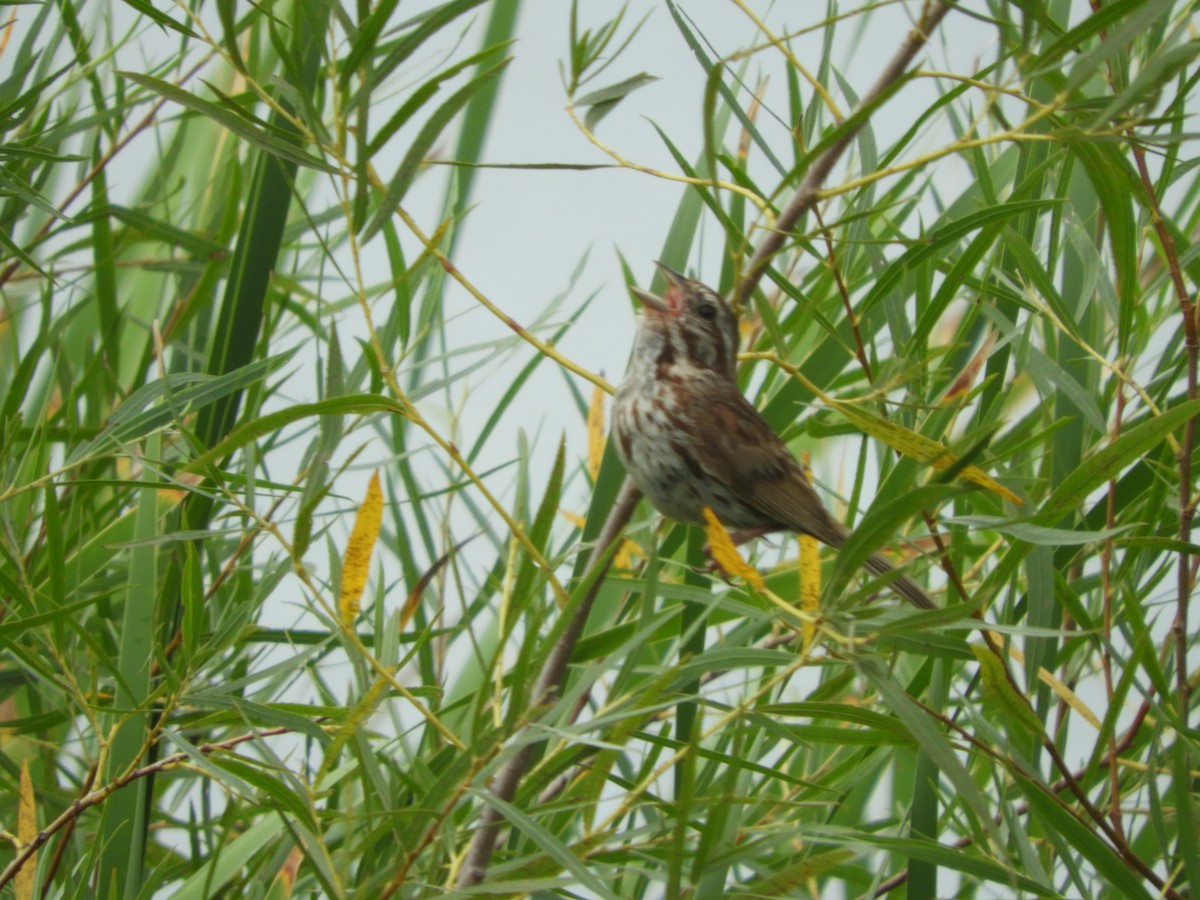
[{"left": 612, "top": 261, "right": 934, "bottom": 610}]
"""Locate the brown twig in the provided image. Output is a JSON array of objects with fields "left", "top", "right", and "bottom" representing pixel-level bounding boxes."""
[
  {"left": 814, "top": 205, "right": 874, "bottom": 382},
  {"left": 1040, "top": 737, "right": 1175, "bottom": 896},
  {"left": 38, "top": 763, "right": 96, "bottom": 898},
  {"left": 0, "top": 726, "right": 293, "bottom": 890},
  {"left": 733, "top": 1, "right": 953, "bottom": 310},
  {"left": 454, "top": 479, "right": 642, "bottom": 887},
  {"left": 920, "top": 510, "right": 969, "bottom": 603},
  {"left": 1129, "top": 140, "right": 1198, "bottom": 724},
  {"left": 1102, "top": 384, "right": 1126, "bottom": 836}
]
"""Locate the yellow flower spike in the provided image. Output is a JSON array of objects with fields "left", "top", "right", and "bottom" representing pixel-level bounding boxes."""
[
  {"left": 561, "top": 507, "right": 643, "bottom": 572},
  {"left": 798, "top": 454, "right": 820, "bottom": 649},
  {"left": 702, "top": 506, "right": 764, "bottom": 591},
  {"left": 339, "top": 471, "right": 384, "bottom": 630},
  {"left": 587, "top": 382, "right": 606, "bottom": 481}
]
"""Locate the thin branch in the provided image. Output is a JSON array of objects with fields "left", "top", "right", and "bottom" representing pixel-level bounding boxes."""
[
  {"left": 733, "top": 0, "right": 953, "bottom": 309},
  {"left": 873, "top": 698, "right": 1163, "bottom": 898},
  {"left": 813, "top": 205, "right": 874, "bottom": 382},
  {"left": 454, "top": 479, "right": 642, "bottom": 888},
  {"left": 0, "top": 54, "right": 213, "bottom": 291},
  {"left": 0, "top": 727, "right": 294, "bottom": 890}
]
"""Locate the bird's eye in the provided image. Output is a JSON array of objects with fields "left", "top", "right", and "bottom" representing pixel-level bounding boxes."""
[{"left": 697, "top": 303, "right": 717, "bottom": 320}]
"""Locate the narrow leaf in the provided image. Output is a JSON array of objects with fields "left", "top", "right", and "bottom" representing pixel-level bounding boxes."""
[
  {"left": 15, "top": 760, "right": 35, "bottom": 900},
  {"left": 363, "top": 58, "right": 512, "bottom": 243},
  {"left": 119, "top": 71, "right": 335, "bottom": 173}
]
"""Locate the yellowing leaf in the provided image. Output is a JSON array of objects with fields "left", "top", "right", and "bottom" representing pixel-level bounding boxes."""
[
  {"left": 401, "top": 535, "right": 477, "bottom": 631},
  {"left": 942, "top": 332, "right": 997, "bottom": 404},
  {"left": 971, "top": 644, "right": 1043, "bottom": 737},
  {"left": 799, "top": 454, "right": 820, "bottom": 649},
  {"left": 742, "top": 351, "right": 1020, "bottom": 506},
  {"left": 830, "top": 399, "right": 1022, "bottom": 505},
  {"left": 339, "top": 471, "right": 384, "bottom": 629},
  {"left": 16, "top": 759, "right": 35, "bottom": 900},
  {"left": 702, "top": 507, "right": 764, "bottom": 590},
  {"left": 1038, "top": 667, "right": 1102, "bottom": 730},
  {"left": 587, "top": 383, "right": 606, "bottom": 480},
  {"left": 270, "top": 847, "right": 303, "bottom": 899}
]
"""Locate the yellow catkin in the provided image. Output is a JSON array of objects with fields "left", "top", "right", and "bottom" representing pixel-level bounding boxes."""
[
  {"left": 338, "top": 471, "right": 384, "bottom": 629},
  {"left": 561, "top": 507, "right": 642, "bottom": 570},
  {"left": 587, "top": 383, "right": 606, "bottom": 480},
  {"left": 702, "top": 507, "right": 764, "bottom": 591},
  {"left": 799, "top": 453, "right": 820, "bottom": 649}
]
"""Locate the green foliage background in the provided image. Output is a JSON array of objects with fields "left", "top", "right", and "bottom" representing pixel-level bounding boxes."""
[{"left": 0, "top": 1, "right": 1197, "bottom": 897}]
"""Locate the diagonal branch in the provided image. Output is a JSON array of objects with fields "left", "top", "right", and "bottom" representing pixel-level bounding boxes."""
[
  {"left": 733, "top": 0, "right": 953, "bottom": 310},
  {"left": 454, "top": 480, "right": 641, "bottom": 887}
]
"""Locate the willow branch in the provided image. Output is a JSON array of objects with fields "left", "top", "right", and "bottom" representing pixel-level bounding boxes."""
[
  {"left": 733, "top": 0, "right": 953, "bottom": 309},
  {"left": 455, "top": 479, "right": 642, "bottom": 888},
  {"left": 0, "top": 727, "right": 293, "bottom": 889}
]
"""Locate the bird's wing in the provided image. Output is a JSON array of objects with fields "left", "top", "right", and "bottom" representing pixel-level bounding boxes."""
[{"left": 688, "top": 384, "right": 845, "bottom": 545}]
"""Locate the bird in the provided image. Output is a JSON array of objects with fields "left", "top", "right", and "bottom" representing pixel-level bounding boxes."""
[{"left": 611, "top": 261, "right": 936, "bottom": 610}]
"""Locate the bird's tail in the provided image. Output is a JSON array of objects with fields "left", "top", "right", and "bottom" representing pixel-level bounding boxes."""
[
  {"left": 863, "top": 550, "right": 936, "bottom": 610},
  {"left": 817, "top": 520, "right": 936, "bottom": 610}
]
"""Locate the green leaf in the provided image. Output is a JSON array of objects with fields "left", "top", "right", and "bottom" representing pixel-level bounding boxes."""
[
  {"left": 65, "top": 355, "right": 292, "bottom": 466},
  {"left": 170, "top": 817, "right": 283, "bottom": 900},
  {"left": 858, "top": 657, "right": 1006, "bottom": 849},
  {"left": 182, "top": 394, "right": 407, "bottom": 473},
  {"left": 365, "top": 43, "right": 511, "bottom": 157},
  {"left": 344, "top": 0, "right": 491, "bottom": 90},
  {"left": 575, "top": 72, "right": 658, "bottom": 131},
  {"left": 470, "top": 790, "right": 622, "bottom": 900},
  {"left": 362, "top": 57, "right": 512, "bottom": 243},
  {"left": 1068, "top": 139, "right": 1141, "bottom": 314},
  {"left": 119, "top": 71, "right": 336, "bottom": 173},
  {"left": 1038, "top": 398, "right": 1200, "bottom": 523},
  {"left": 953, "top": 516, "right": 1135, "bottom": 545},
  {"left": 117, "top": 0, "right": 198, "bottom": 37}
]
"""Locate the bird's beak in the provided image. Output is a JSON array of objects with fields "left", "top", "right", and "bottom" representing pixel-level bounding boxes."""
[
  {"left": 630, "top": 286, "right": 669, "bottom": 313},
  {"left": 630, "top": 261, "right": 687, "bottom": 314},
  {"left": 653, "top": 260, "right": 685, "bottom": 286}
]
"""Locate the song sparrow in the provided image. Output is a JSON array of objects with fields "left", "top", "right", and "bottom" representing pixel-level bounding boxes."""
[{"left": 612, "top": 262, "right": 935, "bottom": 610}]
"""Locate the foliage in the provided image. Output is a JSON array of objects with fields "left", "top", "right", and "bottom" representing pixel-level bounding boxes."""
[{"left": 0, "top": 0, "right": 1197, "bottom": 897}]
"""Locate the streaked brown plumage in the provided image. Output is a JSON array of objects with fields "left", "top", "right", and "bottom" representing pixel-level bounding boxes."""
[{"left": 612, "top": 261, "right": 935, "bottom": 610}]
